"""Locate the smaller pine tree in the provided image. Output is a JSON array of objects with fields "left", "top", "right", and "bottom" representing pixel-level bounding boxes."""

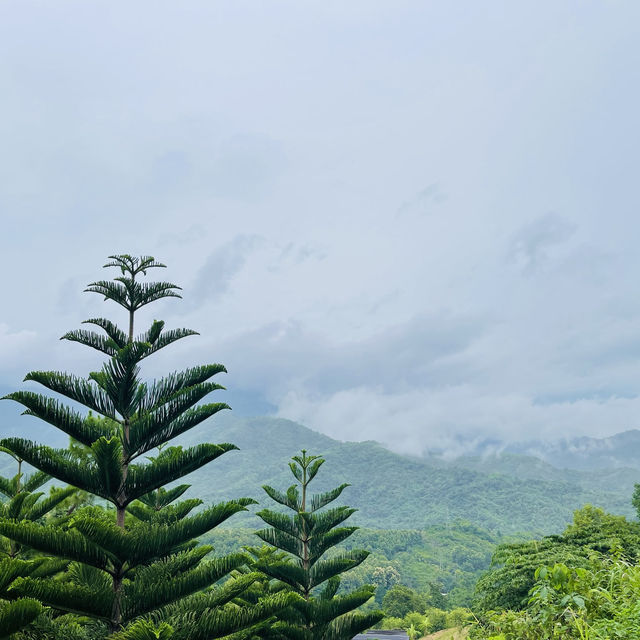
[{"left": 254, "top": 450, "right": 383, "bottom": 640}]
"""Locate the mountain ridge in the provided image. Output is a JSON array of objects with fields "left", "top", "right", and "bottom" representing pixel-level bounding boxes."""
[
  {"left": 166, "top": 414, "right": 637, "bottom": 533},
  {"left": 1, "top": 406, "right": 638, "bottom": 534}
]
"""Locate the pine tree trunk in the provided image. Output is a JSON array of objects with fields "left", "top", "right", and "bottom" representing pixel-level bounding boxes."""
[{"left": 110, "top": 569, "right": 124, "bottom": 632}]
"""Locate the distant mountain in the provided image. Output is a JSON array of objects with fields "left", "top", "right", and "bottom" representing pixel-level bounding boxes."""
[
  {"left": 151, "top": 414, "right": 636, "bottom": 534},
  {"left": 447, "top": 450, "right": 639, "bottom": 502},
  {"left": 1, "top": 406, "right": 638, "bottom": 535}
]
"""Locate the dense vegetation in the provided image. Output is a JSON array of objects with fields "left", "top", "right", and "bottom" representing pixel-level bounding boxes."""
[{"left": 477, "top": 557, "right": 640, "bottom": 639}]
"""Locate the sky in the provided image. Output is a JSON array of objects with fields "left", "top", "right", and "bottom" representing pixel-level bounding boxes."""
[{"left": 1, "top": 1, "right": 640, "bottom": 456}]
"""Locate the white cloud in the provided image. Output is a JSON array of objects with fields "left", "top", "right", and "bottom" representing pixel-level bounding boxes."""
[
  {"left": 0, "top": 324, "right": 37, "bottom": 360},
  {"left": 277, "top": 386, "right": 640, "bottom": 457},
  {"left": 0, "top": 324, "right": 41, "bottom": 384},
  {"left": 508, "top": 213, "right": 577, "bottom": 275}
]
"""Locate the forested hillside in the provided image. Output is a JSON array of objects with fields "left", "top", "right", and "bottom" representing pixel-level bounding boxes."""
[
  {"left": 3, "top": 410, "right": 637, "bottom": 533},
  {"left": 141, "top": 414, "right": 638, "bottom": 533}
]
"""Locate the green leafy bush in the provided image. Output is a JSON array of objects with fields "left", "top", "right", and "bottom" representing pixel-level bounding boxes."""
[
  {"left": 424, "top": 607, "right": 447, "bottom": 633},
  {"left": 379, "top": 616, "right": 404, "bottom": 629},
  {"left": 446, "top": 607, "right": 473, "bottom": 628},
  {"left": 474, "top": 505, "right": 640, "bottom": 613},
  {"left": 473, "top": 556, "right": 640, "bottom": 639},
  {"left": 403, "top": 611, "right": 427, "bottom": 635},
  {"left": 382, "top": 584, "right": 426, "bottom": 618}
]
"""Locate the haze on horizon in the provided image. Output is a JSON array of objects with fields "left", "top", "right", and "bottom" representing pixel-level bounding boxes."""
[{"left": 1, "top": 1, "right": 639, "bottom": 456}]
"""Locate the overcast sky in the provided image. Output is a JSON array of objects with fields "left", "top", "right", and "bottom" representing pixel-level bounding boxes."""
[{"left": 1, "top": 1, "right": 640, "bottom": 455}]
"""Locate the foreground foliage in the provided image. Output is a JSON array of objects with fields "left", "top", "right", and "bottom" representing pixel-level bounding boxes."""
[
  {"left": 472, "top": 505, "right": 640, "bottom": 639},
  {"left": 0, "top": 446, "right": 78, "bottom": 637},
  {"left": 474, "top": 557, "right": 640, "bottom": 639},
  {"left": 473, "top": 505, "right": 640, "bottom": 613},
  {"left": 378, "top": 607, "right": 472, "bottom": 636}
]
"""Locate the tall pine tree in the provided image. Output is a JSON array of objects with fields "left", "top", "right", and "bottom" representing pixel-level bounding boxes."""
[{"left": 0, "top": 255, "right": 295, "bottom": 637}]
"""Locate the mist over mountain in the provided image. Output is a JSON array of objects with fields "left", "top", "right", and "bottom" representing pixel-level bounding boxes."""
[
  {"left": 501, "top": 429, "right": 640, "bottom": 471},
  {"left": 430, "top": 428, "right": 640, "bottom": 470}
]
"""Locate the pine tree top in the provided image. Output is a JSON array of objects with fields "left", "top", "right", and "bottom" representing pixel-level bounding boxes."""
[{"left": 85, "top": 254, "right": 182, "bottom": 315}]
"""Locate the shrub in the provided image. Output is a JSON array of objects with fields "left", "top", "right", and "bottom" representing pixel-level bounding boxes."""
[
  {"left": 446, "top": 607, "right": 473, "bottom": 628},
  {"left": 380, "top": 616, "right": 404, "bottom": 629},
  {"left": 404, "top": 611, "right": 427, "bottom": 635},
  {"left": 424, "top": 607, "right": 447, "bottom": 633}
]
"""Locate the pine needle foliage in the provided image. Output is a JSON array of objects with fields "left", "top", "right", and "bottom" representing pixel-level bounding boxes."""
[
  {"left": 0, "top": 597, "right": 42, "bottom": 640},
  {"left": 0, "top": 255, "right": 294, "bottom": 636},
  {"left": 0, "top": 447, "right": 76, "bottom": 637},
  {"left": 255, "top": 450, "right": 383, "bottom": 640}
]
